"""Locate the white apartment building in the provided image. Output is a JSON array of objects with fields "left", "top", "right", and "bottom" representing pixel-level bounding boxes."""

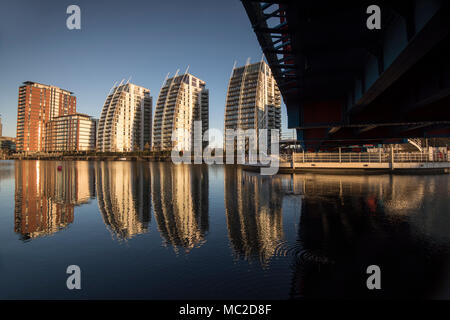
[
  {"left": 45, "top": 113, "right": 97, "bottom": 152},
  {"left": 97, "top": 82, "right": 152, "bottom": 152},
  {"left": 224, "top": 61, "right": 281, "bottom": 150},
  {"left": 152, "top": 73, "right": 209, "bottom": 151}
]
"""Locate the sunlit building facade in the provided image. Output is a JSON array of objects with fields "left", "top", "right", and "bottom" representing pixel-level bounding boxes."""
[
  {"left": 97, "top": 82, "right": 152, "bottom": 152},
  {"left": 224, "top": 61, "right": 281, "bottom": 150},
  {"left": 16, "top": 81, "right": 76, "bottom": 152},
  {"left": 45, "top": 113, "right": 97, "bottom": 152},
  {"left": 152, "top": 73, "right": 209, "bottom": 151}
]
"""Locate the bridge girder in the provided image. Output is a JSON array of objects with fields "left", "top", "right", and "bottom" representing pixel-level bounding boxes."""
[{"left": 242, "top": 0, "right": 450, "bottom": 149}]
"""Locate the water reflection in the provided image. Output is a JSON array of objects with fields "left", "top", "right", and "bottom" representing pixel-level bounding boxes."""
[
  {"left": 9, "top": 161, "right": 449, "bottom": 298},
  {"left": 150, "top": 163, "right": 209, "bottom": 253},
  {"left": 224, "top": 166, "right": 285, "bottom": 265},
  {"left": 14, "top": 161, "right": 95, "bottom": 240},
  {"left": 0, "top": 161, "right": 14, "bottom": 191},
  {"left": 287, "top": 174, "right": 450, "bottom": 299},
  {"left": 96, "top": 161, "right": 151, "bottom": 240}
]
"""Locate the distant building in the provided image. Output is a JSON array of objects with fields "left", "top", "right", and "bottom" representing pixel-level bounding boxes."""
[
  {"left": 97, "top": 82, "right": 152, "bottom": 152},
  {"left": 0, "top": 115, "right": 3, "bottom": 136},
  {"left": 45, "top": 113, "right": 97, "bottom": 152},
  {"left": 224, "top": 61, "right": 281, "bottom": 150},
  {"left": 152, "top": 73, "right": 209, "bottom": 151},
  {"left": 0, "top": 136, "right": 16, "bottom": 152},
  {"left": 16, "top": 81, "right": 76, "bottom": 152}
]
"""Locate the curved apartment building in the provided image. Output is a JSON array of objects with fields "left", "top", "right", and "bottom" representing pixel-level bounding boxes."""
[
  {"left": 152, "top": 73, "right": 209, "bottom": 151},
  {"left": 97, "top": 82, "right": 152, "bottom": 152},
  {"left": 224, "top": 61, "right": 281, "bottom": 150}
]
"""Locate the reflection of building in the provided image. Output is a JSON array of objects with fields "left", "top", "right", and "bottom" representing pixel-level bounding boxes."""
[
  {"left": 43, "top": 161, "right": 96, "bottom": 205},
  {"left": 0, "top": 161, "right": 14, "bottom": 192},
  {"left": 97, "top": 83, "right": 152, "bottom": 152},
  {"left": 45, "top": 113, "right": 97, "bottom": 152},
  {"left": 152, "top": 73, "right": 209, "bottom": 151},
  {"left": 16, "top": 81, "right": 76, "bottom": 152},
  {"left": 96, "top": 162, "right": 151, "bottom": 240},
  {"left": 224, "top": 166, "right": 284, "bottom": 265},
  {"left": 224, "top": 61, "right": 281, "bottom": 150},
  {"left": 150, "top": 163, "right": 208, "bottom": 252},
  {"left": 14, "top": 161, "right": 95, "bottom": 240}
]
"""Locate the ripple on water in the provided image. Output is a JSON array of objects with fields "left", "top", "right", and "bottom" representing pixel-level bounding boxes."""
[{"left": 274, "top": 240, "right": 335, "bottom": 267}]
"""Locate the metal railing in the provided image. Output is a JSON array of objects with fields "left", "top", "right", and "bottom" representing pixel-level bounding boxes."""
[{"left": 282, "top": 151, "right": 449, "bottom": 164}]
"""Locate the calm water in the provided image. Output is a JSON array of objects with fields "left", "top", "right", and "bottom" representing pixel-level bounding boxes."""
[{"left": 0, "top": 160, "right": 449, "bottom": 299}]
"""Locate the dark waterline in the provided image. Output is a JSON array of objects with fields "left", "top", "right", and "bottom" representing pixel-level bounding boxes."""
[{"left": 0, "top": 160, "right": 449, "bottom": 299}]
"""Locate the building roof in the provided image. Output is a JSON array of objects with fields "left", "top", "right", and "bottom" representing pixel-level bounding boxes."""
[
  {"left": 21, "top": 81, "right": 74, "bottom": 95},
  {"left": 51, "top": 113, "right": 94, "bottom": 120}
]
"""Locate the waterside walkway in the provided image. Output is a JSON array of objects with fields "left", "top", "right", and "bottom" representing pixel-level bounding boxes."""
[{"left": 246, "top": 151, "right": 450, "bottom": 175}]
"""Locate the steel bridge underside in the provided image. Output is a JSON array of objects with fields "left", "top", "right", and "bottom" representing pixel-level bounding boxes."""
[{"left": 243, "top": 0, "right": 450, "bottom": 150}]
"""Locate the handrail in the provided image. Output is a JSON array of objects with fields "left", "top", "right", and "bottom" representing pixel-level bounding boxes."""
[{"left": 285, "top": 151, "right": 449, "bottom": 163}]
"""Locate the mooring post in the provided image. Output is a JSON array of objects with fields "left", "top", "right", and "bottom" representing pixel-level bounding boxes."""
[
  {"left": 292, "top": 152, "right": 295, "bottom": 169},
  {"left": 291, "top": 173, "right": 294, "bottom": 192},
  {"left": 390, "top": 145, "right": 394, "bottom": 170}
]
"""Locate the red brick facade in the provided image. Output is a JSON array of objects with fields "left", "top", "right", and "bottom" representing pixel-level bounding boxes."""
[{"left": 16, "top": 81, "right": 76, "bottom": 152}]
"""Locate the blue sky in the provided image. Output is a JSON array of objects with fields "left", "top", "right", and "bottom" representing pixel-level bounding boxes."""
[{"left": 0, "top": 0, "right": 289, "bottom": 137}]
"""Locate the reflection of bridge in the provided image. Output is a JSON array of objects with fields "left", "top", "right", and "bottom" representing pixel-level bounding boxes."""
[
  {"left": 243, "top": 1, "right": 450, "bottom": 150},
  {"left": 286, "top": 173, "right": 448, "bottom": 299}
]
